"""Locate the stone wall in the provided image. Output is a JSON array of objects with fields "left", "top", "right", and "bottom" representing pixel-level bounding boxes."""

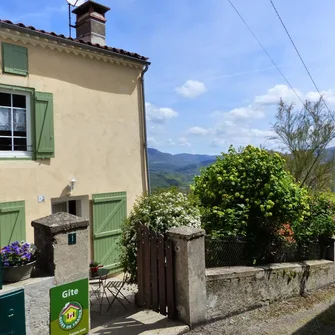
[
  {"left": 24, "top": 277, "right": 54, "bottom": 335},
  {"left": 206, "top": 260, "right": 334, "bottom": 320},
  {"left": 0, "top": 276, "right": 54, "bottom": 335}
]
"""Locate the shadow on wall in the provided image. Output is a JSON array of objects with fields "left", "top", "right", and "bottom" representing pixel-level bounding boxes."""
[
  {"left": 30, "top": 47, "right": 140, "bottom": 95},
  {"left": 292, "top": 302, "right": 335, "bottom": 334}
]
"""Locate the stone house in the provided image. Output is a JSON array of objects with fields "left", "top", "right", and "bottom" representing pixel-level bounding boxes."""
[{"left": 0, "top": 1, "right": 150, "bottom": 273}]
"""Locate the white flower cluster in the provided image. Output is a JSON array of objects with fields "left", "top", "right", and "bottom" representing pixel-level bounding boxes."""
[
  {"left": 135, "top": 191, "right": 201, "bottom": 230},
  {"left": 121, "top": 190, "right": 201, "bottom": 280}
]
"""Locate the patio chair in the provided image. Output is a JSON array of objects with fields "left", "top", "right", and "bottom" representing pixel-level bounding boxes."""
[
  {"left": 106, "top": 272, "right": 132, "bottom": 310},
  {"left": 89, "top": 268, "right": 111, "bottom": 314}
]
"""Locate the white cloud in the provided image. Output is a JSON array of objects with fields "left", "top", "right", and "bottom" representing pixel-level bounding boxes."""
[
  {"left": 146, "top": 102, "right": 178, "bottom": 124},
  {"left": 178, "top": 137, "right": 191, "bottom": 147},
  {"left": 211, "top": 105, "right": 265, "bottom": 124},
  {"left": 306, "top": 88, "right": 335, "bottom": 105},
  {"left": 228, "top": 105, "right": 264, "bottom": 120},
  {"left": 175, "top": 80, "right": 207, "bottom": 98},
  {"left": 254, "top": 85, "right": 303, "bottom": 106},
  {"left": 187, "top": 126, "right": 211, "bottom": 136},
  {"left": 167, "top": 138, "right": 176, "bottom": 146},
  {"left": 255, "top": 85, "right": 335, "bottom": 109},
  {"left": 147, "top": 136, "right": 159, "bottom": 147},
  {"left": 210, "top": 138, "right": 226, "bottom": 148},
  {"left": 213, "top": 120, "right": 275, "bottom": 149}
]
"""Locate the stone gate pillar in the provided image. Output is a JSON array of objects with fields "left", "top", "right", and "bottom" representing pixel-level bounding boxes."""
[
  {"left": 31, "top": 212, "right": 89, "bottom": 285},
  {"left": 167, "top": 226, "right": 207, "bottom": 328}
]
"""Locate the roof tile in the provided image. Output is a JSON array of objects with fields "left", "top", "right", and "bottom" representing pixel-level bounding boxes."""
[{"left": 0, "top": 19, "right": 148, "bottom": 62}]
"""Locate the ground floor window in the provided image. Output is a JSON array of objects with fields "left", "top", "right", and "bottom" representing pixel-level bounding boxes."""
[{"left": 52, "top": 200, "right": 78, "bottom": 216}]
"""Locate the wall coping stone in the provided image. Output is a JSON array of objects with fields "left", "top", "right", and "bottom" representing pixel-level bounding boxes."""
[
  {"left": 206, "top": 260, "right": 333, "bottom": 281},
  {"left": 31, "top": 212, "right": 89, "bottom": 234},
  {"left": 167, "top": 227, "right": 205, "bottom": 241},
  {"left": 0, "top": 276, "right": 54, "bottom": 295}
]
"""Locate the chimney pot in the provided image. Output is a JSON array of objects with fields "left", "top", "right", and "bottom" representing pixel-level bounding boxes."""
[{"left": 72, "top": 1, "right": 110, "bottom": 46}]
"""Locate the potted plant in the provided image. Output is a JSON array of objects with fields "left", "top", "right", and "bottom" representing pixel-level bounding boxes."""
[
  {"left": 0, "top": 241, "right": 37, "bottom": 283},
  {"left": 89, "top": 261, "right": 102, "bottom": 275}
]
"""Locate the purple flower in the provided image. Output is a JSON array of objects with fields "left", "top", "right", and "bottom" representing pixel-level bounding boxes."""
[{"left": 0, "top": 241, "right": 36, "bottom": 267}]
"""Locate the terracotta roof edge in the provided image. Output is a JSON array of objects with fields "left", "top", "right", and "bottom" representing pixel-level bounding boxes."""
[{"left": 0, "top": 20, "right": 150, "bottom": 64}]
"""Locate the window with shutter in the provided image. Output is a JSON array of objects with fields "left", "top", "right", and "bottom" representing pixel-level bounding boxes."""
[
  {"left": 2, "top": 43, "right": 28, "bottom": 76},
  {"left": 0, "top": 85, "right": 55, "bottom": 160}
]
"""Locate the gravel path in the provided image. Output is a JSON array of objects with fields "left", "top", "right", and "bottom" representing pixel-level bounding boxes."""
[{"left": 188, "top": 284, "right": 335, "bottom": 335}]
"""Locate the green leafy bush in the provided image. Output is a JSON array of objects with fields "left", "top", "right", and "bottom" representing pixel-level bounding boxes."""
[
  {"left": 120, "top": 189, "right": 201, "bottom": 282},
  {"left": 193, "top": 145, "right": 309, "bottom": 263},
  {"left": 294, "top": 192, "right": 335, "bottom": 243}
]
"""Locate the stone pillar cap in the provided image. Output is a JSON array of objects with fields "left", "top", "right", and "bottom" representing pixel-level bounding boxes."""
[
  {"left": 167, "top": 226, "right": 205, "bottom": 241},
  {"left": 31, "top": 212, "right": 89, "bottom": 234}
]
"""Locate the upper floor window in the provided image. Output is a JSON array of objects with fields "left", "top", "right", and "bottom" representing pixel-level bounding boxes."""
[{"left": 0, "top": 90, "right": 32, "bottom": 158}]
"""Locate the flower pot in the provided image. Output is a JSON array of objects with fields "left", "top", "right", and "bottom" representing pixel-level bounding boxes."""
[
  {"left": 90, "top": 266, "right": 99, "bottom": 274},
  {"left": 90, "top": 265, "right": 103, "bottom": 274},
  {"left": 3, "top": 261, "right": 36, "bottom": 283}
]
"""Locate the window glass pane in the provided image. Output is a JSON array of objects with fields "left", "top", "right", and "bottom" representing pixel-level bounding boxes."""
[
  {"left": 0, "top": 93, "right": 11, "bottom": 107},
  {"left": 0, "top": 137, "right": 12, "bottom": 150},
  {"left": 0, "top": 108, "right": 11, "bottom": 136},
  {"left": 52, "top": 202, "right": 68, "bottom": 214},
  {"left": 13, "top": 109, "right": 26, "bottom": 137},
  {"left": 14, "top": 137, "right": 27, "bottom": 151},
  {"left": 0, "top": 91, "right": 29, "bottom": 154},
  {"left": 13, "top": 94, "right": 26, "bottom": 108}
]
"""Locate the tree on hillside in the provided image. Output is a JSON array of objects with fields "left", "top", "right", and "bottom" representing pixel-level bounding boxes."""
[{"left": 270, "top": 98, "right": 335, "bottom": 191}]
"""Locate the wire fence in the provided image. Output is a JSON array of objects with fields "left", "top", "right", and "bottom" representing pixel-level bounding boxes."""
[{"left": 205, "top": 237, "right": 331, "bottom": 268}]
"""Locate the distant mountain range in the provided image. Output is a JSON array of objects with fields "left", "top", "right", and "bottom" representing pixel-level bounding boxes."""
[
  {"left": 148, "top": 146, "right": 335, "bottom": 191},
  {"left": 148, "top": 148, "right": 217, "bottom": 190}
]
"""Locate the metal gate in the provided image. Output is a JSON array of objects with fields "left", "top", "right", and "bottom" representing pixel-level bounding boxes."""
[{"left": 136, "top": 223, "right": 176, "bottom": 319}]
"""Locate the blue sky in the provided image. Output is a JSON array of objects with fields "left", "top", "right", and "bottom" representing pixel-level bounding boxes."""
[{"left": 2, "top": 0, "right": 335, "bottom": 155}]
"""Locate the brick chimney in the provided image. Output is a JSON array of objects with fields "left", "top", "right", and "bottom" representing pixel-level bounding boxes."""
[{"left": 72, "top": 1, "right": 110, "bottom": 46}]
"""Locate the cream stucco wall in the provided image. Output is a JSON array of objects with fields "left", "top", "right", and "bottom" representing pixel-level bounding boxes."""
[{"left": 0, "top": 36, "right": 147, "bottom": 243}]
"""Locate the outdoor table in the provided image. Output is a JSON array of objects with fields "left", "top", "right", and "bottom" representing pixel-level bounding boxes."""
[{"left": 89, "top": 268, "right": 110, "bottom": 314}]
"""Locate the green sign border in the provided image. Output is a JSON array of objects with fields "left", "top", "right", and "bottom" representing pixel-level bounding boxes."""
[{"left": 50, "top": 278, "right": 89, "bottom": 335}]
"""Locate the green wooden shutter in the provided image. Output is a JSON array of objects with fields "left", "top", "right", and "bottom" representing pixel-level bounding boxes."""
[
  {"left": 35, "top": 92, "right": 55, "bottom": 159},
  {"left": 2, "top": 42, "right": 28, "bottom": 76},
  {"left": 92, "top": 192, "right": 127, "bottom": 273},
  {"left": 0, "top": 290, "right": 26, "bottom": 334},
  {"left": 0, "top": 201, "right": 26, "bottom": 247}
]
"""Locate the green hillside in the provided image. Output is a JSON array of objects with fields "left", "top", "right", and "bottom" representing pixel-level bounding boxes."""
[{"left": 148, "top": 148, "right": 216, "bottom": 191}]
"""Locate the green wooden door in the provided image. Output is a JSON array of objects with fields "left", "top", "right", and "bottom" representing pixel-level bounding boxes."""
[
  {"left": 0, "top": 201, "right": 26, "bottom": 247},
  {"left": 92, "top": 192, "right": 127, "bottom": 273}
]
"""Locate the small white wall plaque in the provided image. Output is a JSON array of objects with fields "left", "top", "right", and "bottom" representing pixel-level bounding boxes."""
[{"left": 38, "top": 195, "right": 45, "bottom": 203}]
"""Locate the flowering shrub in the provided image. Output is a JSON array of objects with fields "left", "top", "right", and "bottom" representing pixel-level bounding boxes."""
[
  {"left": 277, "top": 223, "right": 295, "bottom": 243},
  {"left": 0, "top": 241, "right": 37, "bottom": 267},
  {"left": 293, "top": 192, "right": 335, "bottom": 243},
  {"left": 120, "top": 189, "right": 201, "bottom": 282},
  {"left": 193, "top": 145, "right": 309, "bottom": 237},
  {"left": 193, "top": 145, "right": 309, "bottom": 263}
]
